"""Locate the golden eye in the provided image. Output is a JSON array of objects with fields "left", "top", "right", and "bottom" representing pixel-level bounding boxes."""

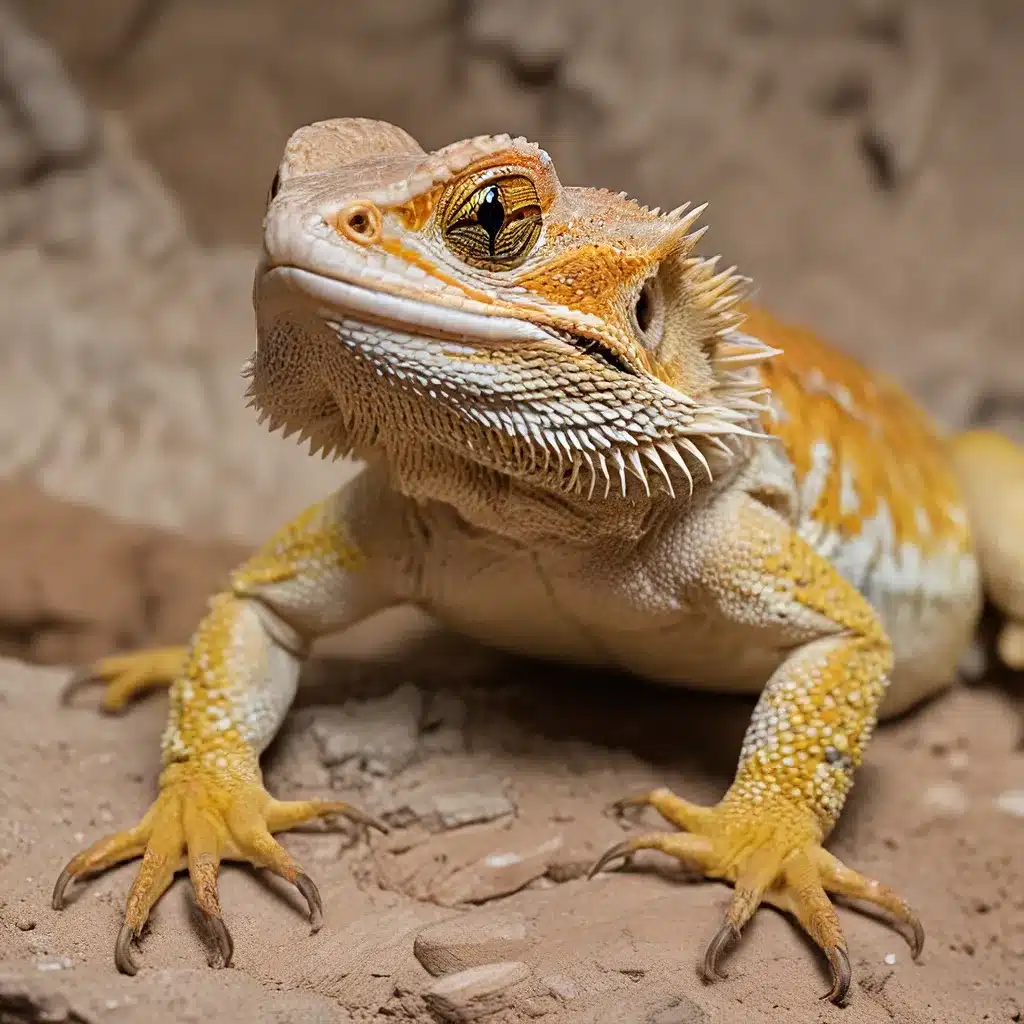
[{"left": 442, "top": 174, "right": 542, "bottom": 270}]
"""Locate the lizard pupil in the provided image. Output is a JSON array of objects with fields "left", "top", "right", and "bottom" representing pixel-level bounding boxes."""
[{"left": 477, "top": 186, "right": 506, "bottom": 254}]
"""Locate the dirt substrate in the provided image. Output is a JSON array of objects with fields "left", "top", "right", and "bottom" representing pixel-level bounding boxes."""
[
  {"left": 1, "top": 603, "right": 1023, "bottom": 1023},
  {"left": 0, "top": 1, "right": 1023, "bottom": 1021}
]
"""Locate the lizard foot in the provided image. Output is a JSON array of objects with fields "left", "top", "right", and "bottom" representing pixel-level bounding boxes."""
[
  {"left": 52, "top": 759, "right": 388, "bottom": 974},
  {"left": 60, "top": 646, "right": 189, "bottom": 713},
  {"left": 589, "top": 787, "right": 922, "bottom": 1005}
]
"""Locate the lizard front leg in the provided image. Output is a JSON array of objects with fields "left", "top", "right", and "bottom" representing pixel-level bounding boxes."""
[
  {"left": 590, "top": 494, "right": 922, "bottom": 1005},
  {"left": 53, "top": 479, "right": 400, "bottom": 973}
]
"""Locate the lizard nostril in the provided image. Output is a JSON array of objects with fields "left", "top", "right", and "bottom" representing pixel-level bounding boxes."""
[{"left": 335, "top": 202, "right": 383, "bottom": 245}]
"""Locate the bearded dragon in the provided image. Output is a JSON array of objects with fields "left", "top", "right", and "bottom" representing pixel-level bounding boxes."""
[{"left": 51, "top": 118, "right": 1024, "bottom": 1005}]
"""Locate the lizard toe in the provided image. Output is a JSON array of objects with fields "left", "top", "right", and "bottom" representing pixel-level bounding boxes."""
[
  {"left": 53, "top": 760, "right": 381, "bottom": 973},
  {"left": 593, "top": 785, "right": 921, "bottom": 1005},
  {"left": 60, "top": 646, "right": 189, "bottom": 714}
]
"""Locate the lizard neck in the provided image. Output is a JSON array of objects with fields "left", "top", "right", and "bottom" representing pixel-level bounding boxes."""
[{"left": 372, "top": 434, "right": 757, "bottom": 547}]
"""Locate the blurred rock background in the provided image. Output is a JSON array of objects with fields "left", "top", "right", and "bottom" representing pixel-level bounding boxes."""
[
  {"left": 0, "top": 0, "right": 1021, "bottom": 658},
  {"left": 0, "top": 6, "right": 1021, "bottom": 1022},
  {"left": 5, "top": 0, "right": 1024, "bottom": 538}
]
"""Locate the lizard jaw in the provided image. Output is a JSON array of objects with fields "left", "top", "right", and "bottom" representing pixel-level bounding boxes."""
[
  {"left": 257, "top": 265, "right": 639, "bottom": 377},
  {"left": 260, "top": 265, "right": 557, "bottom": 349},
  {"left": 250, "top": 265, "right": 765, "bottom": 501}
]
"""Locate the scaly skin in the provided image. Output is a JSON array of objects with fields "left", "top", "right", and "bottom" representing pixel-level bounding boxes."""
[
  {"left": 54, "top": 119, "right": 1021, "bottom": 1005},
  {"left": 54, "top": 489, "right": 393, "bottom": 972},
  {"left": 950, "top": 429, "right": 1024, "bottom": 668}
]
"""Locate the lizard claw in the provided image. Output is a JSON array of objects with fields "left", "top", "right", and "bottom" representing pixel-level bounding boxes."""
[
  {"left": 115, "top": 922, "right": 140, "bottom": 976},
  {"left": 608, "top": 792, "right": 656, "bottom": 816},
  {"left": 587, "top": 838, "right": 637, "bottom": 879},
  {"left": 701, "top": 922, "right": 739, "bottom": 982},
  {"left": 822, "top": 946, "right": 852, "bottom": 1005},
  {"left": 54, "top": 760, "right": 382, "bottom": 973},
  {"left": 204, "top": 913, "right": 235, "bottom": 969},
  {"left": 51, "top": 867, "right": 78, "bottom": 910},
  {"left": 594, "top": 786, "right": 922, "bottom": 1006},
  {"left": 296, "top": 872, "right": 324, "bottom": 932}
]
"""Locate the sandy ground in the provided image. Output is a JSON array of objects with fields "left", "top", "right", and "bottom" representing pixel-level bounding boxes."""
[
  {"left": 2, "top": 605, "right": 1023, "bottom": 1023},
  {"left": 0, "top": 1, "right": 1023, "bottom": 1021}
]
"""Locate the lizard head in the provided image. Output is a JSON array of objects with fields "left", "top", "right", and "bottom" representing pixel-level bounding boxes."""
[{"left": 250, "top": 118, "right": 776, "bottom": 502}]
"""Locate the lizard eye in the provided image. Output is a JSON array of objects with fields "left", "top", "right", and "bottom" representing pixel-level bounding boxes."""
[
  {"left": 441, "top": 174, "right": 542, "bottom": 270},
  {"left": 631, "top": 273, "right": 666, "bottom": 350}
]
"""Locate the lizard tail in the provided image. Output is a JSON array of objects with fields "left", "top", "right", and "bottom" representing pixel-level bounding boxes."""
[{"left": 949, "top": 428, "right": 1024, "bottom": 669}]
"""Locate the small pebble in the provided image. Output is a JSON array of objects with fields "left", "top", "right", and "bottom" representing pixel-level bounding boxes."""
[
  {"left": 36, "top": 956, "right": 72, "bottom": 971},
  {"left": 884, "top": 952, "right": 897, "bottom": 965},
  {"left": 313, "top": 683, "right": 423, "bottom": 779},
  {"left": 15, "top": 916, "right": 36, "bottom": 931},
  {"left": 423, "top": 961, "right": 530, "bottom": 1022},
  {"left": 414, "top": 911, "right": 530, "bottom": 977},
  {"left": 995, "top": 790, "right": 1024, "bottom": 818},
  {"left": 541, "top": 974, "right": 578, "bottom": 1001},
  {"left": 922, "top": 781, "right": 967, "bottom": 816},
  {"left": 431, "top": 835, "right": 562, "bottom": 906}
]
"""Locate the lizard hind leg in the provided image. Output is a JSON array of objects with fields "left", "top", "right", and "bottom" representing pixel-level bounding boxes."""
[{"left": 950, "top": 429, "right": 1024, "bottom": 669}]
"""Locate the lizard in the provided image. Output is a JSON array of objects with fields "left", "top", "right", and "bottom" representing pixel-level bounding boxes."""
[{"left": 50, "top": 117, "right": 1024, "bottom": 1005}]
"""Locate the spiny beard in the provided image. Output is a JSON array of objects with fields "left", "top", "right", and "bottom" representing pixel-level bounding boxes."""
[{"left": 242, "top": 326, "right": 777, "bottom": 503}]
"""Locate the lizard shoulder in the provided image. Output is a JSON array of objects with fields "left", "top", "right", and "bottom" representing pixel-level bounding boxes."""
[{"left": 741, "top": 304, "right": 970, "bottom": 562}]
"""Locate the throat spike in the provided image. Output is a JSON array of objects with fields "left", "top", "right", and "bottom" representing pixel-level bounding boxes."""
[
  {"left": 677, "top": 436, "right": 713, "bottom": 481},
  {"left": 684, "top": 224, "right": 710, "bottom": 247},
  {"left": 567, "top": 453, "right": 587, "bottom": 492},
  {"left": 586, "top": 456, "right": 599, "bottom": 500},
  {"left": 642, "top": 445, "right": 675, "bottom": 499},
  {"left": 658, "top": 441, "right": 694, "bottom": 498},
  {"left": 626, "top": 449, "right": 651, "bottom": 496},
  {"left": 610, "top": 449, "right": 628, "bottom": 497},
  {"left": 595, "top": 452, "right": 611, "bottom": 498}
]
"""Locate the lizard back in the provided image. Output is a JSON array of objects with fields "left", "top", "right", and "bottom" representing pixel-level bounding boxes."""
[{"left": 747, "top": 304, "right": 980, "bottom": 707}]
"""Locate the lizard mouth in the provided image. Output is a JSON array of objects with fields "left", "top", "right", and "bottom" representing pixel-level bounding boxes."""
[
  {"left": 262, "top": 265, "right": 562, "bottom": 347},
  {"left": 554, "top": 329, "right": 638, "bottom": 377},
  {"left": 257, "top": 265, "right": 638, "bottom": 375}
]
